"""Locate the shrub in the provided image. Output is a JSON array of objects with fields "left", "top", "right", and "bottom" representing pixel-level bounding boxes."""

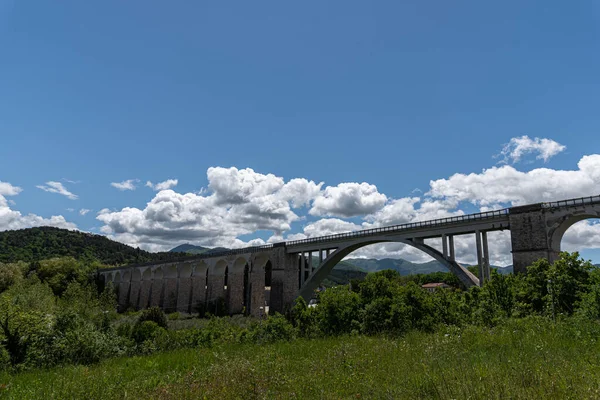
[
  {"left": 137, "top": 307, "right": 168, "bottom": 329},
  {"left": 132, "top": 321, "right": 165, "bottom": 344},
  {"left": 317, "top": 286, "right": 362, "bottom": 335}
]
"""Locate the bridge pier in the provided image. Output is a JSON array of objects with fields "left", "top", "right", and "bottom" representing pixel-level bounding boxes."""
[
  {"left": 509, "top": 204, "right": 559, "bottom": 274},
  {"left": 190, "top": 263, "right": 207, "bottom": 314},
  {"left": 176, "top": 262, "right": 193, "bottom": 313},
  {"left": 475, "top": 230, "right": 491, "bottom": 285},
  {"left": 269, "top": 249, "right": 298, "bottom": 314}
]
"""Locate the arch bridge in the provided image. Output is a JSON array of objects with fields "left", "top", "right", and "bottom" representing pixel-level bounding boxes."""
[{"left": 99, "top": 194, "right": 600, "bottom": 316}]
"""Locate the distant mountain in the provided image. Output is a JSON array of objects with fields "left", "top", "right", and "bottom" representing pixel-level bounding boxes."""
[
  {"left": 169, "top": 244, "right": 229, "bottom": 255},
  {"left": 170, "top": 244, "right": 211, "bottom": 254},
  {"left": 0, "top": 227, "right": 186, "bottom": 266},
  {"left": 337, "top": 258, "right": 513, "bottom": 276}
]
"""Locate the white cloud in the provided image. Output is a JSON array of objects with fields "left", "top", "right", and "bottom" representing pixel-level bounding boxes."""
[
  {"left": 0, "top": 181, "right": 22, "bottom": 196},
  {"left": 111, "top": 179, "right": 138, "bottom": 191},
  {"left": 79, "top": 208, "right": 91, "bottom": 216},
  {"left": 277, "top": 178, "right": 323, "bottom": 208},
  {"left": 66, "top": 208, "right": 75, "bottom": 212},
  {"left": 498, "top": 135, "right": 566, "bottom": 164},
  {"left": 428, "top": 154, "right": 600, "bottom": 207},
  {"left": 97, "top": 168, "right": 307, "bottom": 251},
  {"left": 310, "top": 182, "right": 387, "bottom": 218},
  {"left": 146, "top": 179, "right": 178, "bottom": 191},
  {"left": 562, "top": 220, "right": 600, "bottom": 252},
  {"left": 0, "top": 182, "right": 77, "bottom": 231},
  {"left": 36, "top": 181, "right": 78, "bottom": 200},
  {"left": 303, "top": 218, "right": 362, "bottom": 238}
]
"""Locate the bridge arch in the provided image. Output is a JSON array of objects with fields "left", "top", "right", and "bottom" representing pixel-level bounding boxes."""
[
  {"left": 549, "top": 212, "right": 600, "bottom": 254},
  {"left": 298, "top": 237, "right": 478, "bottom": 300}
]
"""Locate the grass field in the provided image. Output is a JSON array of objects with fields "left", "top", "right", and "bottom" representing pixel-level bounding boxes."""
[{"left": 1, "top": 317, "right": 600, "bottom": 399}]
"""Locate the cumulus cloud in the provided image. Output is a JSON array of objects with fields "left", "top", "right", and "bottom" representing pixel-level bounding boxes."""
[
  {"left": 79, "top": 208, "right": 91, "bottom": 216},
  {"left": 36, "top": 181, "right": 78, "bottom": 200},
  {"left": 310, "top": 182, "right": 387, "bottom": 218},
  {"left": 97, "top": 168, "right": 314, "bottom": 251},
  {"left": 0, "top": 181, "right": 23, "bottom": 196},
  {"left": 111, "top": 179, "right": 138, "bottom": 191},
  {"left": 498, "top": 135, "right": 566, "bottom": 164},
  {"left": 428, "top": 154, "right": 600, "bottom": 207},
  {"left": 277, "top": 178, "right": 323, "bottom": 208},
  {"left": 146, "top": 179, "right": 178, "bottom": 191},
  {"left": 0, "top": 182, "right": 77, "bottom": 231}
]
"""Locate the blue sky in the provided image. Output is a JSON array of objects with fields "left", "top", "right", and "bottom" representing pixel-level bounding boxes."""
[{"left": 1, "top": 1, "right": 599, "bottom": 264}]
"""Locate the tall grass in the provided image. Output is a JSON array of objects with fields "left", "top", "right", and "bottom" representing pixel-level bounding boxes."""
[{"left": 1, "top": 317, "right": 600, "bottom": 399}]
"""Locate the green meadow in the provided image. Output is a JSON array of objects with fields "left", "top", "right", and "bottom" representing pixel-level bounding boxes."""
[{"left": 2, "top": 317, "right": 600, "bottom": 399}]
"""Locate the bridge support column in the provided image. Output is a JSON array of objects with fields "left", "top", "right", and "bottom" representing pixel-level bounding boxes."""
[
  {"left": 190, "top": 267, "right": 207, "bottom": 314},
  {"left": 163, "top": 265, "right": 178, "bottom": 313},
  {"left": 176, "top": 263, "right": 193, "bottom": 313},
  {"left": 482, "top": 231, "right": 490, "bottom": 282},
  {"left": 138, "top": 269, "right": 152, "bottom": 310},
  {"left": 249, "top": 262, "right": 266, "bottom": 318},
  {"left": 509, "top": 204, "right": 559, "bottom": 274},
  {"left": 117, "top": 271, "right": 131, "bottom": 312},
  {"left": 475, "top": 231, "right": 490, "bottom": 286},
  {"left": 269, "top": 249, "right": 299, "bottom": 314},
  {"left": 300, "top": 253, "right": 307, "bottom": 285},
  {"left": 449, "top": 235, "right": 455, "bottom": 261},
  {"left": 442, "top": 234, "right": 448, "bottom": 258},
  {"left": 150, "top": 268, "right": 164, "bottom": 308},
  {"left": 227, "top": 271, "right": 245, "bottom": 315},
  {"left": 128, "top": 269, "right": 142, "bottom": 311},
  {"left": 319, "top": 250, "right": 323, "bottom": 266}
]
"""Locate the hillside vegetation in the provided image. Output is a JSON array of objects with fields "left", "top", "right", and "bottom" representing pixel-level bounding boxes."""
[{"left": 0, "top": 227, "right": 186, "bottom": 266}]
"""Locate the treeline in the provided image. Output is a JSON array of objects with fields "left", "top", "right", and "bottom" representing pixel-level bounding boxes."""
[{"left": 0, "top": 227, "right": 185, "bottom": 265}]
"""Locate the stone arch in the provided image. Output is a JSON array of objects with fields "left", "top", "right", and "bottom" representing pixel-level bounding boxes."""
[
  {"left": 297, "top": 237, "right": 478, "bottom": 300},
  {"left": 549, "top": 212, "right": 600, "bottom": 253},
  {"left": 132, "top": 268, "right": 142, "bottom": 281}
]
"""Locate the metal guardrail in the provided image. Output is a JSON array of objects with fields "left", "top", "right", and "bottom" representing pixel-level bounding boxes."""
[
  {"left": 285, "top": 208, "right": 510, "bottom": 247},
  {"left": 542, "top": 194, "right": 600, "bottom": 209}
]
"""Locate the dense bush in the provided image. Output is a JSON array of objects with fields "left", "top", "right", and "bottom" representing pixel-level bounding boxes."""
[{"left": 137, "top": 307, "right": 168, "bottom": 329}]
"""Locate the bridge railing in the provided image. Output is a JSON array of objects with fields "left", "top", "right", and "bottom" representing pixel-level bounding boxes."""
[
  {"left": 285, "top": 208, "right": 509, "bottom": 247},
  {"left": 542, "top": 194, "right": 600, "bottom": 209}
]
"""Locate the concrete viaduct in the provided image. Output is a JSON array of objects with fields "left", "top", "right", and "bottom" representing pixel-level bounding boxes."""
[{"left": 99, "top": 194, "right": 600, "bottom": 317}]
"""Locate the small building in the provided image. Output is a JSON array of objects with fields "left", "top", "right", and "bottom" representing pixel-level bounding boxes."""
[{"left": 421, "top": 282, "right": 450, "bottom": 293}]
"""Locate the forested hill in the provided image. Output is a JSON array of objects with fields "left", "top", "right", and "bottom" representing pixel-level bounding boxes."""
[{"left": 0, "top": 227, "right": 184, "bottom": 266}]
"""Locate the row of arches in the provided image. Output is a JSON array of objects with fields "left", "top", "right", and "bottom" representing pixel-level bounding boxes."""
[{"left": 102, "top": 256, "right": 275, "bottom": 316}]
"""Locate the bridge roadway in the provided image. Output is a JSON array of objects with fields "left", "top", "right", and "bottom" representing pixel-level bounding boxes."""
[{"left": 100, "top": 194, "right": 600, "bottom": 317}]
